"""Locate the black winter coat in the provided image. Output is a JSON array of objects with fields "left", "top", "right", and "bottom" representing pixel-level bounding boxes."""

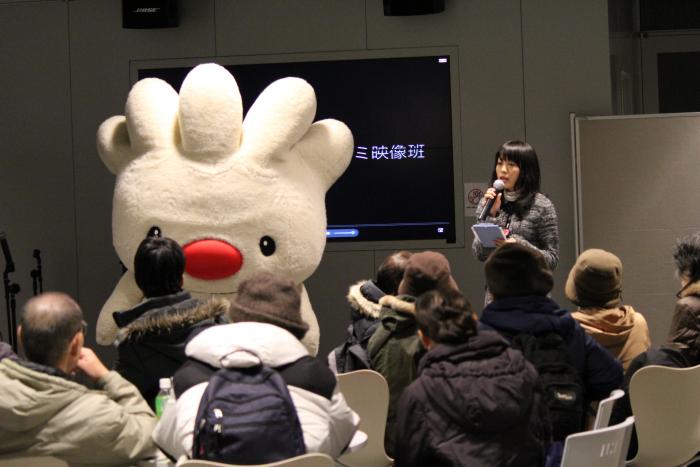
[
  {"left": 394, "top": 330, "right": 550, "bottom": 467},
  {"left": 480, "top": 295, "right": 623, "bottom": 401},
  {"left": 113, "top": 291, "right": 228, "bottom": 408}
]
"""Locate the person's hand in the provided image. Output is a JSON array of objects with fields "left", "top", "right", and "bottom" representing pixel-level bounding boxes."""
[
  {"left": 483, "top": 187, "right": 502, "bottom": 217},
  {"left": 76, "top": 348, "right": 109, "bottom": 382},
  {"left": 493, "top": 237, "right": 517, "bottom": 247}
]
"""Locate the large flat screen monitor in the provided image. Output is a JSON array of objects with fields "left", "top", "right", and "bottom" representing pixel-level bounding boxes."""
[{"left": 132, "top": 47, "right": 463, "bottom": 250}]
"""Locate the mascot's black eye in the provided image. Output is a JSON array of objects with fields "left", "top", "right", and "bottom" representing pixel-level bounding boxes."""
[
  {"left": 147, "top": 226, "right": 162, "bottom": 238},
  {"left": 259, "top": 236, "right": 276, "bottom": 256}
]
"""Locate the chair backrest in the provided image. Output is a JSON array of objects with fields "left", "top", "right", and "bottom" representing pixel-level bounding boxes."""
[
  {"left": 179, "top": 452, "right": 335, "bottom": 466},
  {"left": 0, "top": 456, "right": 68, "bottom": 467},
  {"left": 560, "top": 416, "right": 634, "bottom": 467},
  {"left": 593, "top": 389, "right": 625, "bottom": 430},
  {"left": 628, "top": 363, "right": 700, "bottom": 467},
  {"left": 336, "top": 369, "right": 393, "bottom": 467}
]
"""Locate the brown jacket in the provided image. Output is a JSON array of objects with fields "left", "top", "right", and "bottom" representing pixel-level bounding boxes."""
[{"left": 572, "top": 305, "right": 651, "bottom": 371}]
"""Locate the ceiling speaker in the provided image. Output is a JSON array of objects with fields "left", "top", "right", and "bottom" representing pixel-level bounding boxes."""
[
  {"left": 383, "top": 0, "right": 445, "bottom": 16},
  {"left": 122, "top": 0, "right": 178, "bottom": 29}
]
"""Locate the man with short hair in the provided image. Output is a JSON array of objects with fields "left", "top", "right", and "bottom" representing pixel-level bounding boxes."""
[{"left": 0, "top": 292, "right": 156, "bottom": 465}]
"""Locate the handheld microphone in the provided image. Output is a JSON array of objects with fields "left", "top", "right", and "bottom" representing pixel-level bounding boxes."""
[
  {"left": 478, "top": 179, "right": 505, "bottom": 222},
  {"left": 0, "top": 232, "right": 15, "bottom": 274}
]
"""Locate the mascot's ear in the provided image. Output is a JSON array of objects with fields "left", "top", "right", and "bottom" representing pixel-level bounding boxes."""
[
  {"left": 241, "top": 77, "right": 317, "bottom": 168},
  {"left": 97, "top": 116, "right": 132, "bottom": 175},
  {"left": 294, "top": 119, "right": 354, "bottom": 192},
  {"left": 178, "top": 63, "right": 243, "bottom": 161},
  {"left": 97, "top": 77, "right": 179, "bottom": 174}
]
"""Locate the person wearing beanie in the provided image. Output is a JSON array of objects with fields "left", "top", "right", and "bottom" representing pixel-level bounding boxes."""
[
  {"left": 153, "top": 272, "right": 358, "bottom": 461},
  {"left": 367, "top": 251, "right": 461, "bottom": 457},
  {"left": 328, "top": 251, "right": 413, "bottom": 374},
  {"left": 566, "top": 249, "right": 651, "bottom": 371},
  {"left": 480, "top": 244, "right": 623, "bottom": 432}
]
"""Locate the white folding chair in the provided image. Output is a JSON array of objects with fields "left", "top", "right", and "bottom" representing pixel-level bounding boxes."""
[
  {"left": 561, "top": 416, "right": 635, "bottom": 467},
  {"left": 0, "top": 456, "right": 68, "bottom": 467},
  {"left": 626, "top": 363, "right": 700, "bottom": 467},
  {"left": 336, "top": 370, "right": 393, "bottom": 467},
  {"left": 594, "top": 389, "right": 626, "bottom": 429},
  {"left": 178, "top": 452, "right": 335, "bottom": 466}
]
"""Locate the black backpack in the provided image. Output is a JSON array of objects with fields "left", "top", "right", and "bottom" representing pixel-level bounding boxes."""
[
  {"left": 329, "top": 319, "right": 379, "bottom": 373},
  {"left": 512, "top": 332, "right": 585, "bottom": 441},
  {"left": 192, "top": 364, "right": 306, "bottom": 464}
]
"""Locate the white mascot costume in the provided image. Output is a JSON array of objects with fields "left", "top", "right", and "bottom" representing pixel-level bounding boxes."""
[{"left": 95, "top": 63, "right": 353, "bottom": 355}]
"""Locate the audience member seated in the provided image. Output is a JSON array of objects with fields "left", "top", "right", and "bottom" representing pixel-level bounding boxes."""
[
  {"left": 153, "top": 272, "right": 358, "bottom": 461},
  {"left": 367, "top": 250, "right": 460, "bottom": 457},
  {"left": 395, "top": 289, "right": 550, "bottom": 467},
  {"left": 0, "top": 292, "right": 156, "bottom": 465},
  {"left": 479, "top": 244, "right": 623, "bottom": 437},
  {"left": 328, "top": 250, "right": 412, "bottom": 373},
  {"left": 113, "top": 235, "right": 229, "bottom": 407},
  {"left": 566, "top": 248, "right": 651, "bottom": 371},
  {"left": 611, "top": 232, "right": 700, "bottom": 458}
]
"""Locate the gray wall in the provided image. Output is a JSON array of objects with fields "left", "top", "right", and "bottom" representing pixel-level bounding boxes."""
[{"left": 0, "top": 0, "right": 612, "bottom": 364}]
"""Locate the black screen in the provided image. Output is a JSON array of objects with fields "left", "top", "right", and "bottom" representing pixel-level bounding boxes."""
[{"left": 138, "top": 54, "right": 457, "bottom": 243}]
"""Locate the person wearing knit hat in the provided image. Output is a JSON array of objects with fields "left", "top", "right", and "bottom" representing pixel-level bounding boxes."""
[
  {"left": 484, "top": 242, "right": 554, "bottom": 299},
  {"left": 367, "top": 250, "right": 461, "bottom": 457},
  {"left": 228, "top": 272, "right": 309, "bottom": 340},
  {"left": 480, "top": 243, "right": 623, "bottom": 435},
  {"left": 566, "top": 249, "right": 651, "bottom": 371},
  {"left": 154, "top": 271, "right": 359, "bottom": 460}
]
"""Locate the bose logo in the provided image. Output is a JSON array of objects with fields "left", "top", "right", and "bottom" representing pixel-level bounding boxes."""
[{"left": 133, "top": 7, "right": 160, "bottom": 13}]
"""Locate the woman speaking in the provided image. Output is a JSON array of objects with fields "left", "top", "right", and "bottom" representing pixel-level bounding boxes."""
[{"left": 472, "top": 140, "right": 559, "bottom": 272}]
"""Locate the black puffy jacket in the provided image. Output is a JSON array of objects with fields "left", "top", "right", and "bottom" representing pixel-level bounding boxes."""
[
  {"left": 394, "top": 330, "right": 550, "bottom": 467},
  {"left": 113, "top": 291, "right": 228, "bottom": 408}
]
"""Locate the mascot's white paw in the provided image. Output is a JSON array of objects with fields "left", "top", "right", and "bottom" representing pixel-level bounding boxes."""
[{"left": 96, "top": 63, "right": 353, "bottom": 355}]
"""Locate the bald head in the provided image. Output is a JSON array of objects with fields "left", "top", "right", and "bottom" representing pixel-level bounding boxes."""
[{"left": 20, "top": 292, "right": 84, "bottom": 367}]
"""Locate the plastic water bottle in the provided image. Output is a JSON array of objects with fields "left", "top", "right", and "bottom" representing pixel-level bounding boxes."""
[{"left": 155, "top": 377, "right": 172, "bottom": 418}]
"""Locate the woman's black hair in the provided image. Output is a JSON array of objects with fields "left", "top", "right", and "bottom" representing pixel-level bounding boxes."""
[
  {"left": 134, "top": 236, "right": 185, "bottom": 298},
  {"left": 674, "top": 232, "right": 700, "bottom": 286},
  {"left": 415, "top": 289, "right": 477, "bottom": 345},
  {"left": 490, "top": 140, "right": 541, "bottom": 216},
  {"left": 375, "top": 251, "right": 412, "bottom": 295}
]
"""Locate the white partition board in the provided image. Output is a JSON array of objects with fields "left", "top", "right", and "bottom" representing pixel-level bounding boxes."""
[{"left": 573, "top": 113, "right": 700, "bottom": 343}]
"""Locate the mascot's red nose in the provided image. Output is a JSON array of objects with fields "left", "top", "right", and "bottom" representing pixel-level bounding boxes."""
[{"left": 183, "top": 239, "right": 243, "bottom": 280}]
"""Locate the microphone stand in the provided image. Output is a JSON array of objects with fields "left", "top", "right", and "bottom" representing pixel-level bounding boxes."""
[
  {"left": 1, "top": 232, "right": 20, "bottom": 352},
  {"left": 3, "top": 270, "right": 20, "bottom": 352},
  {"left": 30, "top": 249, "right": 43, "bottom": 296}
]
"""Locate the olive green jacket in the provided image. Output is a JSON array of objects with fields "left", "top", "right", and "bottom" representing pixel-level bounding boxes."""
[
  {"left": 367, "top": 294, "right": 425, "bottom": 456},
  {"left": 0, "top": 358, "right": 156, "bottom": 466}
]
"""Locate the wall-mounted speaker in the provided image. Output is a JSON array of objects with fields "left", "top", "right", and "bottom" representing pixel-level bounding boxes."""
[
  {"left": 383, "top": 0, "right": 445, "bottom": 16},
  {"left": 122, "top": 0, "right": 178, "bottom": 29}
]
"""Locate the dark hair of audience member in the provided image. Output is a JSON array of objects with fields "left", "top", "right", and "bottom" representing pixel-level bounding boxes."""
[
  {"left": 134, "top": 236, "right": 185, "bottom": 298},
  {"left": 415, "top": 290, "right": 477, "bottom": 345},
  {"left": 20, "top": 293, "right": 83, "bottom": 367},
  {"left": 490, "top": 140, "right": 541, "bottom": 215},
  {"left": 674, "top": 232, "right": 700, "bottom": 284},
  {"left": 375, "top": 251, "right": 412, "bottom": 295}
]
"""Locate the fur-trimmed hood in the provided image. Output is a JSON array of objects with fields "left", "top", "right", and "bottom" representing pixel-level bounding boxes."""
[
  {"left": 379, "top": 294, "right": 416, "bottom": 316},
  {"left": 116, "top": 296, "right": 229, "bottom": 343},
  {"left": 347, "top": 280, "right": 384, "bottom": 319}
]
